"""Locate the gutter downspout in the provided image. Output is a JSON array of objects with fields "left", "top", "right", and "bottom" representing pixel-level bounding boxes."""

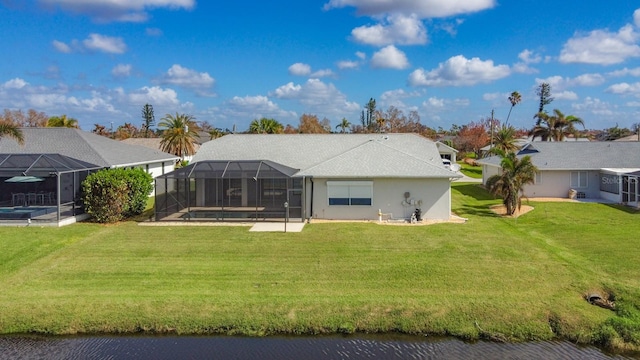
[{"left": 309, "top": 177, "right": 314, "bottom": 223}]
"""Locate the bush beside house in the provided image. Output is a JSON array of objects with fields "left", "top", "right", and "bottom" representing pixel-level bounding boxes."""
[{"left": 82, "top": 168, "right": 153, "bottom": 223}]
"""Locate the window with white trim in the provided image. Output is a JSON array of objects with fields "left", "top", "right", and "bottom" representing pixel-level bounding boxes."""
[
  {"left": 570, "top": 171, "right": 588, "bottom": 188},
  {"left": 327, "top": 181, "right": 372, "bottom": 206},
  {"left": 534, "top": 172, "right": 542, "bottom": 185}
]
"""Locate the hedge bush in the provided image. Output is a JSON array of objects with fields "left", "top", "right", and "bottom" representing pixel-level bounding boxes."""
[{"left": 82, "top": 168, "right": 153, "bottom": 223}]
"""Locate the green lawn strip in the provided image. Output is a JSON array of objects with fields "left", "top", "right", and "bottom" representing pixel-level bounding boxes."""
[
  {"left": 0, "top": 184, "right": 637, "bottom": 352},
  {"left": 457, "top": 161, "right": 483, "bottom": 179}
]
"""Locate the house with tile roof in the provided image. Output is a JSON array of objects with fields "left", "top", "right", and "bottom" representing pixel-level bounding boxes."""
[
  {"left": 478, "top": 142, "right": 640, "bottom": 207},
  {"left": 155, "top": 133, "right": 461, "bottom": 222}
]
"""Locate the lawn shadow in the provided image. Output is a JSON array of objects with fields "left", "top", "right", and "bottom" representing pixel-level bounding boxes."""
[
  {"left": 453, "top": 184, "right": 496, "bottom": 201},
  {"left": 457, "top": 204, "right": 500, "bottom": 218},
  {"left": 604, "top": 203, "right": 640, "bottom": 214}
]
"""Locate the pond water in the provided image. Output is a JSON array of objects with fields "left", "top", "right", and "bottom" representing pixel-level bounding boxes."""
[{"left": 0, "top": 334, "right": 636, "bottom": 360}]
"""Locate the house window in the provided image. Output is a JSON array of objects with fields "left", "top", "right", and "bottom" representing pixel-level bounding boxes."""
[
  {"left": 534, "top": 172, "right": 542, "bottom": 185},
  {"left": 571, "top": 171, "right": 588, "bottom": 188},
  {"left": 327, "top": 181, "right": 372, "bottom": 206}
]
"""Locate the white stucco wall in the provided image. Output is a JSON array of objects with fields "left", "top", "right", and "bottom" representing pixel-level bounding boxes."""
[
  {"left": 307, "top": 178, "right": 452, "bottom": 221},
  {"left": 523, "top": 170, "right": 601, "bottom": 198}
]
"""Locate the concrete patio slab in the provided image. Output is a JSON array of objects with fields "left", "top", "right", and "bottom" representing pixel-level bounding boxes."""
[{"left": 249, "top": 222, "right": 305, "bottom": 232}]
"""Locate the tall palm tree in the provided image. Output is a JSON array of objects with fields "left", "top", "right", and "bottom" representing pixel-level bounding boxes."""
[
  {"left": 530, "top": 109, "right": 584, "bottom": 141},
  {"left": 505, "top": 91, "right": 521, "bottom": 126},
  {"left": 486, "top": 150, "right": 538, "bottom": 216},
  {"left": 249, "top": 118, "right": 283, "bottom": 134},
  {"left": 492, "top": 125, "right": 519, "bottom": 154},
  {"left": 0, "top": 121, "right": 24, "bottom": 144},
  {"left": 335, "top": 118, "right": 351, "bottom": 133},
  {"left": 158, "top": 113, "right": 200, "bottom": 159},
  {"left": 47, "top": 114, "right": 79, "bottom": 128},
  {"left": 208, "top": 128, "right": 224, "bottom": 140}
]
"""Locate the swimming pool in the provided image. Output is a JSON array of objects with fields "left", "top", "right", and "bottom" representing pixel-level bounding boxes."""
[{"left": 0, "top": 207, "right": 56, "bottom": 220}]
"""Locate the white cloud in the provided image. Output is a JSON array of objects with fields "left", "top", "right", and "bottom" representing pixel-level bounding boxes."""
[
  {"left": 112, "top": 64, "right": 132, "bottom": 77},
  {"left": 379, "top": 88, "right": 422, "bottom": 109},
  {"left": 535, "top": 73, "right": 605, "bottom": 91},
  {"left": 159, "top": 64, "right": 215, "bottom": 96},
  {"left": 289, "top": 63, "right": 311, "bottom": 76},
  {"left": 518, "top": 49, "right": 542, "bottom": 64},
  {"left": 324, "top": 0, "right": 496, "bottom": 18},
  {"left": 222, "top": 95, "right": 296, "bottom": 121},
  {"left": 123, "top": 86, "right": 180, "bottom": 107},
  {"left": 37, "top": 0, "right": 195, "bottom": 22},
  {"left": 606, "top": 82, "right": 640, "bottom": 97},
  {"left": 3, "top": 78, "right": 29, "bottom": 89},
  {"left": 422, "top": 96, "right": 470, "bottom": 112},
  {"left": 607, "top": 67, "right": 640, "bottom": 77},
  {"left": 409, "top": 55, "right": 510, "bottom": 87},
  {"left": 271, "top": 79, "right": 360, "bottom": 115},
  {"left": 571, "top": 97, "right": 616, "bottom": 116},
  {"left": 351, "top": 14, "right": 427, "bottom": 46},
  {"left": 554, "top": 91, "right": 579, "bottom": 101},
  {"left": 356, "top": 51, "right": 366, "bottom": 60},
  {"left": 337, "top": 60, "right": 360, "bottom": 70},
  {"left": 635, "top": 9, "right": 640, "bottom": 28},
  {"left": 559, "top": 24, "right": 640, "bottom": 65},
  {"left": 82, "top": 33, "right": 127, "bottom": 53},
  {"left": 512, "top": 62, "right": 538, "bottom": 74},
  {"left": 288, "top": 63, "right": 333, "bottom": 77},
  {"left": 52, "top": 40, "right": 72, "bottom": 53},
  {"left": 371, "top": 45, "right": 409, "bottom": 69}
]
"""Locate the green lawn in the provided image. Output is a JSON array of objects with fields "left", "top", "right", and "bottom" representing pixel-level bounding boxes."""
[
  {"left": 0, "top": 183, "right": 639, "bottom": 352},
  {"left": 457, "top": 161, "right": 483, "bottom": 179}
]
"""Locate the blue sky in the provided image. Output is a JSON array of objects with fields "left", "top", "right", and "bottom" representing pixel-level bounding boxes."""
[{"left": 1, "top": 1, "right": 640, "bottom": 132}]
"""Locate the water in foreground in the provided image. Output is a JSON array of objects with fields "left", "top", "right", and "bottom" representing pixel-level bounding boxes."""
[{"left": 0, "top": 334, "right": 636, "bottom": 360}]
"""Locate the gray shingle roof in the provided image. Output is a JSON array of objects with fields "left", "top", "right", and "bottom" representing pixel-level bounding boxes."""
[
  {"left": 478, "top": 141, "right": 640, "bottom": 170},
  {"left": 192, "top": 134, "right": 460, "bottom": 179},
  {"left": 0, "top": 128, "right": 178, "bottom": 168}
]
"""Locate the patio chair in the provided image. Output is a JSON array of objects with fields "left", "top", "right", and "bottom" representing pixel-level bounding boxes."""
[{"left": 12, "top": 193, "right": 25, "bottom": 206}]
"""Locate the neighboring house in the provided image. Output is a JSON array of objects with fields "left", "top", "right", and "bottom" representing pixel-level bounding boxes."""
[
  {"left": 478, "top": 142, "right": 640, "bottom": 207},
  {"left": 435, "top": 141, "right": 458, "bottom": 163},
  {"left": 479, "top": 136, "right": 589, "bottom": 157},
  {"left": 0, "top": 128, "right": 179, "bottom": 226},
  {"left": 155, "top": 134, "right": 462, "bottom": 222},
  {"left": 121, "top": 137, "right": 199, "bottom": 164},
  {"left": 614, "top": 134, "right": 640, "bottom": 142}
]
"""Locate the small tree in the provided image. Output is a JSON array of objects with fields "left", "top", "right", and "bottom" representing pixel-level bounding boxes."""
[
  {"left": 486, "top": 150, "right": 538, "bottom": 216},
  {"left": 82, "top": 168, "right": 153, "bottom": 223}
]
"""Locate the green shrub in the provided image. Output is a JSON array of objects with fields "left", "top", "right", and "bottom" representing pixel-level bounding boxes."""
[{"left": 82, "top": 168, "right": 153, "bottom": 223}]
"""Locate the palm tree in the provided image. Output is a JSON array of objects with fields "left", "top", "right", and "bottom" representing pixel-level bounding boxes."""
[
  {"left": 492, "top": 125, "right": 519, "bottom": 153},
  {"left": 0, "top": 121, "right": 24, "bottom": 144},
  {"left": 92, "top": 123, "right": 110, "bottom": 137},
  {"left": 249, "top": 118, "right": 283, "bottom": 134},
  {"left": 335, "top": 118, "right": 351, "bottom": 133},
  {"left": 486, "top": 149, "right": 538, "bottom": 216},
  {"left": 530, "top": 109, "right": 584, "bottom": 141},
  {"left": 158, "top": 113, "right": 200, "bottom": 159},
  {"left": 208, "top": 128, "right": 224, "bottom": 140},
  {"left": 505, "top": 91, "right": 521, "bottom": 126},
  {"left": 375, "top": 116, "right": 386, "bottom": 133},
  {"left": 47, "top": 114, "right": 79, "bottom": 128}
]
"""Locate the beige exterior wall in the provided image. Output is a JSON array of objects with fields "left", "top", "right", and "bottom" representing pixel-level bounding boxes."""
[
  {"left": 306, "top": 178, "right": 452, "bottom": 221},
  {"left": 523, "top": 170, "right": 600, "bottom": 198},
  {"left": 483, "top": 166, "right": 603, "bottom": 199}
]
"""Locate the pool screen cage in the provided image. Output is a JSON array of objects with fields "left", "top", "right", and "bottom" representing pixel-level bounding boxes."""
[
  {"left": 155, "top": 160, "right": 303, "bottom": 221},
  {"left": 0, "top": 153, "right": 103, "bottom": 223}
]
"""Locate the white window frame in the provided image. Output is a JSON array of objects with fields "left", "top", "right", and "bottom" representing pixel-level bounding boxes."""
[
  {"left": 571, "top": 171, "right": 588, "bottom": 188},
  {"left": 327, "top": 181, "right": 373, "bottom": 206},
  {"left": 534, "top": 172, "right": 542, "bottom": 185}
]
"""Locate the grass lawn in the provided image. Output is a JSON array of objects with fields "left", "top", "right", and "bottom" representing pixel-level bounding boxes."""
[
  {"left": 0, "top": 183, "right": 639, "bottom": 352},
  {"left": 457, "top": 161, "right": 483, "bottom": 179}
]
